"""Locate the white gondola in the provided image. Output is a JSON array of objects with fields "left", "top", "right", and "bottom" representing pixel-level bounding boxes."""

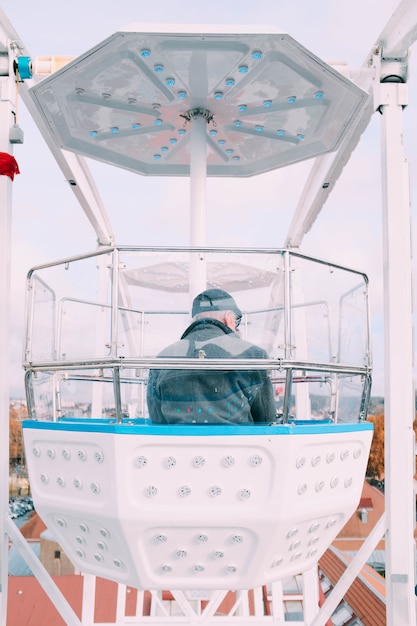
[
  {"left": 20, "top": 26, "right": 374, "bottom": 594},
  {"left": 22, "top": 244, "right": 373, "bottom": 591}
]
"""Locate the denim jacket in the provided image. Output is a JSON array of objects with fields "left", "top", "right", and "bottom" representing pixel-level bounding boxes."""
[{"left": 147, "top": 319, "right": 276, "bottom": 424}]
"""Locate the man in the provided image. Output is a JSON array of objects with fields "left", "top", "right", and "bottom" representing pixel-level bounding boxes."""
[{"left": 147, "top": 288, "right": 276, "bottom": 424}]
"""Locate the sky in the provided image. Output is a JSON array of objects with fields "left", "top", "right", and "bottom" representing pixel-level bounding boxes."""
[{"left": 0, "top": 0, "right": 415, "bottom": 397}]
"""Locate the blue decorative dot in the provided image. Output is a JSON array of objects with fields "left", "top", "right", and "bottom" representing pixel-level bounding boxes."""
[
  {"left": 232, "top": 155, "right": 240, "bottom": 161},
  {"left": 287, "top": 96, "right": 296, "bottom": 103},
  {"left": 225, "top": 149, "right": 234, "bottom": 155},
  {"left": 277, "top": 129, "right": 285, "bottom": 136},
  {"left": 197, "top": 408, "right": 202, "bottom": 413},
  {"left": 178, "top": 128, "right": 186, "bottom": 135},
  {"left": 166, "top": 77, "right": 175, "bottom": 86},
  {"left": 263, "top": 100, "right": 272, "bottom": 107},
  {"left": 239, "top": 104, "right": 247, "bottom": 111},
  {"left": 214, "top": 91, "right": 223, "bottom": 100},
  {"left": 255, "top": 125, "right": 264, "bottom": 132},
  {"left": 141, "top": 49, "right": 151, "bottom": 57},
  {"left": 208, "top": 408, "right": 213, "bottom": 413},
  {"left": 154, "top": 119, "right": 163, "bottom": 125},
  {"left": 169, "top": 138, "right": 177, "bottom": 144},
  {"left": 315, "top": 91, "right": 324, "bottom": 99},
  {"left": 178, "top": 90, "right": 187, "bottom": 99},
  {"left": 252, "top": 50, "right": 262, "bottom": 59},
  {"left": 239, "top": 65, "right": 248, "bottom": 73},
  {"left": 132, "top": 123, "right": 140, "bottom": 129},
  {"left": 89, "top": 130, "right": 98, "bottom": 137},
  {"left": 161, "top": 146, "right": 168, "bottom": 152},
  {"left": 154, "top": 64, "right": 164, "bottom": 72},
  {"left": 209, "top": 129, "right": 217, "bottom": 136},
  {"left": 218, "top": 139, "right": 226, "bottom": 146},
  {"left": 225, "top": 77, "right": 235, "bottom": 86},
  {"left": 154, "top": 154, "right": 161, "bottom": 160},
  {"left": 297, "top": 133, "right": 305, "bottom": 140},
  {"left": 110, "top": 127, "right": 119, "bottom": 133},
  {"left": 233, "top": 120, "right": 242, "bottom": 127}
]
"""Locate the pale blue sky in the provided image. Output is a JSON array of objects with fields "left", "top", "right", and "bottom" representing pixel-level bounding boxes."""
[{"left": 1, "top": 0, "right": 414, "bottom": 396}]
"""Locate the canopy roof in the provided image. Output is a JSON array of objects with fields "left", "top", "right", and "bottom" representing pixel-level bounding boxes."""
[{"left": 29, "top": 25, "right": 367, "bottom": 177}]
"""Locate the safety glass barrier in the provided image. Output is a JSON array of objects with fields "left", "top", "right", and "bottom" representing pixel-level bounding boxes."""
[
  {"left": 25, "top": 368, "right": 370, "bottom": 424},
  {"left": 23, "top": 247, "right": 371, "bottom": 424},
  {"left": 24, "top": 247, "right": 370, "bottom": 363}
]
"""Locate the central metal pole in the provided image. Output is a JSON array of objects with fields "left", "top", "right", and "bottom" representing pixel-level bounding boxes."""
[
  {"left": 190, "top": 112, "right": 207, "bottom": 248},
  {"left": 188, "top": 109, "right": 209, "bottom": 302}
]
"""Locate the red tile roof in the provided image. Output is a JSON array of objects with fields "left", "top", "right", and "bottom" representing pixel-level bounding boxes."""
[
  {"left": 334, "top": 481, "right": 385, "bottom": 551},
  {"left": 7, "top": 576, "right": 143, "bottom": 626},
  {"left": 319, "top": 547, "right": 386, "bottom": 626},
  {"left": 358, "top": 497, "right": 374, "bottom": 510},
  {"left": 18, "top": 512, "right": 46, "bottom": 539}
]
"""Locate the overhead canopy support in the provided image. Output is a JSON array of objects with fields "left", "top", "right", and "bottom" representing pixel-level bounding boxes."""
[
  {"left": 378, "top": 0, "right": 417, "bottom": 59},
  {"left": 284, "top": 88, "right": 374, "bottom": 248},
  {"left": 285, "top": 0, "right": 417, "bottom": 249}
]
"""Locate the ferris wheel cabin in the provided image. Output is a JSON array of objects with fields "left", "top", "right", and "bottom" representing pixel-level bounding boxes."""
[{"left": 21, "top": 25, "right": 373, "bottom": 592}]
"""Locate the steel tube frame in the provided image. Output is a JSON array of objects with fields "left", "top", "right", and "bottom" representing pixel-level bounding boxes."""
[
  {"left": 0, "top": 50, "right": 16, "bottom": 626},
  {"left": 378, "top": 80, "right": 417, "bottom": 626}
]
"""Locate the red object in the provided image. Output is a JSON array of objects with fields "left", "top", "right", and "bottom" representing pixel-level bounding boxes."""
[{"left": 0, "top": 152, "right": 20, "bottom": 180}]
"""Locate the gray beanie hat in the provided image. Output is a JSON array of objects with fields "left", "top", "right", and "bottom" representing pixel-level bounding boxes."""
[{"left": 192, "top": 288, "right": 242, "bottom": 318}]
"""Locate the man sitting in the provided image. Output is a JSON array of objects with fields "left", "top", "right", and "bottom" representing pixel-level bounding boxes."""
[{"left": 147, "top": 288, "right": 276, "bottom": 424}]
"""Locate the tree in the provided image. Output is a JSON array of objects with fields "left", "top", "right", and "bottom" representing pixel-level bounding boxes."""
[
  {"left": 9, "top": 404, "right": 27, "bottom": 468},
  {"left": 366, "top": 413, "right": 384, "bottom": 479},
  {"left": 413, "top": 417, "right": 417, "bottom": 475}
]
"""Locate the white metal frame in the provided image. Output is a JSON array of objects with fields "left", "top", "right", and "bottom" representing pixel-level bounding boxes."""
[{"left": 1, "top": 0, "right": 417, "bottom": 624}]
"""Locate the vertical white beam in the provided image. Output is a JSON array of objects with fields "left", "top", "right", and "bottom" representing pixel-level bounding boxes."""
[
  {"left": 189, "top": 114, "right": 207, "bottom": 301},
  {"left": 302, "top": 566, "right": 320, "bottom": 623},
  {"left": 0, "top": 57, "right": 16, "bottom": 626},
  {"left": 81, "top": 574, "right": 96, "bottom": 624},
  {"left": 189, "top": 114, "right": 207, "bottom": 248},
  {"left": 378, "top": 80, "right": 416, "bottom": 626}
]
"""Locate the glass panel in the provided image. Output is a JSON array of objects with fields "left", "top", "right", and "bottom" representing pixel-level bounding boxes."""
[
  {"left": 115, "top": 248, "right": 286, "bottom": 357},
  {"left": 27, "top": 275, "right": 56, "bottom": 362},
  {"left": 26, "top": 251, "right": 114, "bottom": 363},
  {"left": 24, "top": 247, "right": 371, "bottom": 424},
  {"left": 288, "top": 253, "right": 369, "bottom": 367},
  {"left": 26, "top": 371, "right": 55, "bottom": 421},
  {"left": 284, "top": 600, "right": 304, "bottom": 621}
]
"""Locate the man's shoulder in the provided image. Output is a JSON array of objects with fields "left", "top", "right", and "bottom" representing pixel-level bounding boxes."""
[
  {"left": 215, "top": 334, "right": 268, "bottom": 358},
  {"left": 158, "top": 339, "right": 188, "bottom": 357}
]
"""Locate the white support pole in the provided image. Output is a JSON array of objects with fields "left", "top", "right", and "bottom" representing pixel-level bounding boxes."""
[
  {"left": 189, "top": 113, "right": 207, "bottom": 302},
  {"left": 6, "top": 519, "right": 82, "bottom": 626},
  {"left": 378, "top": 80, "right": 416, "bottom": 626},
  {"left": 0, "top": 55, "right": 16, "bottom": 626},
  {"left": 302, "top": 566, "right": 320, "bottom": 624},
  {"left": 81, "top": 574, "right": 96, "bottom": 624},
  {"left": 311, "top": 513, "right": 387, "bottom": 626},
  {"left": 190, "top": 114, "right": 207, "bottom": 248}
]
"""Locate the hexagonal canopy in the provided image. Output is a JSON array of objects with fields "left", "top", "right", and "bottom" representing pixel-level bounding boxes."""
[{"left": 29, "top": 25, "right": 368, "bottom": 177}]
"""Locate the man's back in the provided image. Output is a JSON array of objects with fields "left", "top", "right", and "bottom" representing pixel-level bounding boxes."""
[{"left": 147, "top": 317, "right": 276, "bottom": 424}]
